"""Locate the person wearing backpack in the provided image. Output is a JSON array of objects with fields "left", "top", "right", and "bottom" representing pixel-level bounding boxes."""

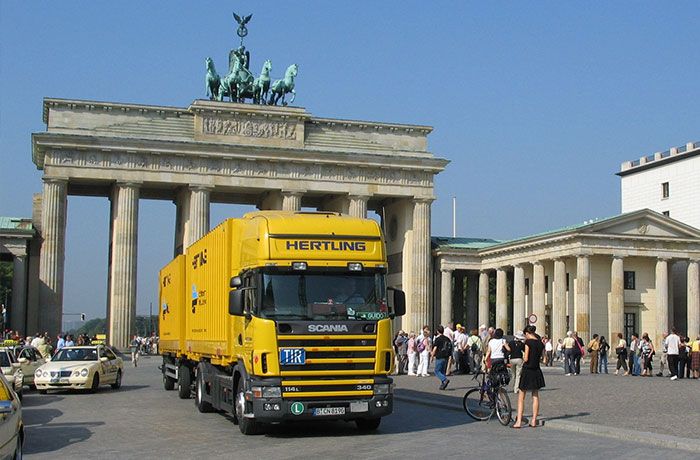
[
  {"left": 467, "top": 329, "right": 483, "bottom": 374},
  {"left": 431, "top": 325, "right": 452, "bottom": 390}
]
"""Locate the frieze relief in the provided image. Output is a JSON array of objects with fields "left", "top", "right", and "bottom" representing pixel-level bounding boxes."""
[
  {"left": 44, "top": 150, "right": 432, "bottom": 188},
  {"left": 201, "top": 117, "right": 297, "bottom": 140}
]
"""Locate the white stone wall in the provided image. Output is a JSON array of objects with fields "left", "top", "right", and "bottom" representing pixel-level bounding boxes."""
[
  {"left": 621, "top": 155, "right": 700, "bottom": 228},
  {"left": 590, "top": 256, "right": 611, "bottom": 337}
]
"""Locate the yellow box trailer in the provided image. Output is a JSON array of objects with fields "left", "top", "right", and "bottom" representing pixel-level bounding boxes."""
[{"left": 159, "top": 211, "right": 405, "bottom": 434}]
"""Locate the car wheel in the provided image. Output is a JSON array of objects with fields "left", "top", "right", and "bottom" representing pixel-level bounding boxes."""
[
  {"left": 90, "top": 374, "right": 100, "bottom": 393},
  {"left": 111, "top": 370, "right": 122, "bottom": 390}
]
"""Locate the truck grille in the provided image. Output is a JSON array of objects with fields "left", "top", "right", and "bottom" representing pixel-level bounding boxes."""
[{"left": 277, "top": 334, "right": 378, "bottom": 395}]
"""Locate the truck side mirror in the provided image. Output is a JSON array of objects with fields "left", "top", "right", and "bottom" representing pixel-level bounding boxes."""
[
  {"left": 230, "top": 276, "right": 242, "bottom": 288},
  {"left": 387, "top": 287, "right": 406, "bottom": 317},
  {"left": 229, "top": 289, "right": 245, "bottom": 316}
]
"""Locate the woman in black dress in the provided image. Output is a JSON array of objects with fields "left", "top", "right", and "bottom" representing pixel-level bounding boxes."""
[{"left": 512, "top": 325, "right": 546, "bottom": 428}]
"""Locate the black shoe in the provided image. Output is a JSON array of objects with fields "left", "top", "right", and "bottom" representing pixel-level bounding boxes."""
[
  {"left": 439, "top": 379, "right": 448, "bottom": 390},
  {"left": 655, "top": 372, "right": 662, "bottom": 377}
]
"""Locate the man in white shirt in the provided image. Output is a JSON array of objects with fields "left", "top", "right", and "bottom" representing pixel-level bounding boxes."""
[
  {"left": 444, "top": 322, "right": 455, "bottom": 374},
  {"left": 666, "top": 328, "right": 681, "bottom": 380}
]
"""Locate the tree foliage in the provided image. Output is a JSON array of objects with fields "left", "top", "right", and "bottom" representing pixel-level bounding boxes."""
[{"left": 68, "top": 315, "right": 159, "bottom": 337}]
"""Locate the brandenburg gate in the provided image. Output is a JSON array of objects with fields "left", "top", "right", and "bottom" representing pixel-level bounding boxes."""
[{"left": 32, "top": 98, "right": 448, "bottom": 347}]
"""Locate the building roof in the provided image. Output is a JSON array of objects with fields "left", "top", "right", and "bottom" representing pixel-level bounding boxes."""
[
  {"left": 617, "top": 140, "right": 700, "bottom": 177},
  {"left": 432, "top": 236, "right": 502, "bottom": 250},
  {"left": 0, "top": 217, "right": 34, "bottom": 236}
]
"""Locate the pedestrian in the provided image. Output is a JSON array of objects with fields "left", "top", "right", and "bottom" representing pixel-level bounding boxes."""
[
  {"left": 555, "top": 339, "right": 563, "bottom": 362},
  {"left": 657, "top": 332, "right": 669, "bottom": 377},
  {"left": 544, "top": 337, "right": 553, "bottom": 367},
  {"left": 416, "top": 327, "right": 431, "bottom": 377},
  {"left": 628, "top": 333, "right": 641, "bottom": 376},
  {"left": 467, "top": 329, "right": 482, "bottom": 374},
  {"left": 65, "top": 334, "right": 74, "bottom": 347},
  {"left": 394, "top": 330, "right": 408, "bottom": 375},
  {"left": 614, "top": 332, "right": 628, "bottom": 375},
  {"left": 678, "top": 336, "right": 690, "bottom": 379},
  {"left": 505, "top": 331, "right": 526, "bottom": 393},
  {"left": 431, "top": 325, "right": 452, "bottom": 390},
  {"left": 665, "top": 328, "right": 681, "bottom": 380},
  {"left": 640, "top": 333, "right": 655, "bottom": 376},
  {"left": 485, "top": 328, "right": 507, "bottom": 370},
  {"left": 573, "top": 331, "right": 584, "bottom": 375},
  {"left": 56, "top": 334, "right": 66, "bottom": 352},
  {"left": 407, "top": 332, "right": 417, "bottom": 376},
  {"left": 598, "top": 336, "right": 610, "bottom": 374},
  {"left": 690, "top": 335, "right": 700, "bottom": 379},
  {"left": 563, "top": 331, "right": 577, "bottom": 376},
  {"left": 443, "top": 322, "right": 455, "bottom": 375},
  {"left": 453, "top": 325, "right": 468, "bottom": 374},
  {"left": 512, "top": 325, "right": 545, "bottom": 429},
  {"left": 130, "top": 334, "right": 140, "bottom": 367},
  {"left": 587, "top": 334, "right": 600, "bottom": 374}
]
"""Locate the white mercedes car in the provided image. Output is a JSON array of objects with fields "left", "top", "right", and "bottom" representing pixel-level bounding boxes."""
[{"left": 35, "top": 345, "right": 123, "bottom": 393}]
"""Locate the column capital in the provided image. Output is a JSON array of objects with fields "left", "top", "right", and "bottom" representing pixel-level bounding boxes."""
[
  {"left": 42, "top": 177, "right": 68, "bottom": 185},
  {"left": 189, "top": 184, "right": 213, "bottom": 192},
  {"left": 512, "top": 262, "right": 522, "bottom": 269},
  {"left": 612, "top": 254, "right": 625, "bottom": 260},
  {"left": 576, "top": 253, "right": 591, "bottom": 260},
  {"left": 440, "top": 268, "right": 453, "bottom": 273},
  {"left": 281, "top": 190, "right": 305, "bottom": 197},
  {"left": 348, "top": 194, "right": 370, "bottom": 201},
  {"left": 479, "top": 269, "right": 490, "bottom": 274},
  {"left": 656, "top": 256, "right": 671, "bottom": 262},
  {"left": 115, "top": 181, "right": 142, "bottom": 189},
  {"left": 412, "top": 197, "right": 434, "bottom": 205},
  {"left": 532, "top": 260, "right": 543, "bottom": 267}
]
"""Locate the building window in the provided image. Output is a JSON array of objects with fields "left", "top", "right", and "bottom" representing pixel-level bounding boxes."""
[
  {"left": 544, "top": 276, "right": 549, "bottom": 294},
  {"left": 624, "top": 271, "right": 635, "bottom": 290},
  {"left": 525, "top": 278, "right": 530, "bottom": 295},
  {"left": 624, "top": 312, "right": 637, "bottom": 344},
  {"left": 566, "top": 273, "right": 570, "bottom": 291},
  {"left": 662, "top": 182, "right": 669, "bottom": 199},
  {"left": 662, "top": 210, "right": 670, "bottom": 217}
]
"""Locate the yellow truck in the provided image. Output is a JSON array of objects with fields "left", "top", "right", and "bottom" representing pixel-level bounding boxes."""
[{"left": 159, "top": 211, "right": 405, "bottom": 434}]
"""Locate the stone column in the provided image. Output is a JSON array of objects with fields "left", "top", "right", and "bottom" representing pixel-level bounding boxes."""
[
  {"left": 513, "top": 264, "right": 525, "bottom": 333},
  {"left": 281, "top": 191, "right": 303, "bottom": 211},
  {"left": 687, "top": 260, "right": 700, "bottom": 339},
  {"left": 553, "top": 258, "right": 568, "bottom": 342},
  {"left": 478, "top": 270, "right": 490, "bottom": 327},
  {"left": 495, "top": 268, "right": 508, "bottom": 331},
  {"left": 108, "top": 182, "right": 140, "bottom": 349},
  {"left": 38, "top": 178, "right": 68, "bottom": 336},
  {"left": 11, "top": 254, "right": 27, "bottom": 334},
  {"left": 440, "top": 269, "right": 453, "bottom": 326},
  {"left": 466, "top": 272, "right": 479, "bottom": 331},
  {"left": 173, "top": 188, "right": 190, "bottom": 256},
  {"left": 348, "top": 195, "right": 369, "bottom": 218},
  {"left": 575, "top": 255, "right": 591, "bottom": 341},
  {"left": 409, "top": 199, "right": 431, "bottom": 332},
  {"left": 609, "top": 256, "right": 624, "bottom": 342},
  {"left": 188, "top": 186, "right": 211, "bottom": 245},
  {"left": 532, "top": 261, "right": 546, "bottom": 331},
  {"left": 655, "top": 258, "right": 669, "bottom": 346}
]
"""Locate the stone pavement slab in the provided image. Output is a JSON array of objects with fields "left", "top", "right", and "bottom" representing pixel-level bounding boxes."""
[
  {"left": 18, "top": 356, "right": 698, "bottom": 458},
  {"left": 393, "top": 362, "right": 700, "bottom": 444}
]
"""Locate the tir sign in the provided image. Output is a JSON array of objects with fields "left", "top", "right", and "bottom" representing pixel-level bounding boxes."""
[{"left": 279, "top": 348, "right": 306, "bottom": 366}]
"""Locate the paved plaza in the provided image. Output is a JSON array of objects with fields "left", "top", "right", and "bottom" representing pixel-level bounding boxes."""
[{"left": 20, "top": 356, "right": 697, "bottom": 459}]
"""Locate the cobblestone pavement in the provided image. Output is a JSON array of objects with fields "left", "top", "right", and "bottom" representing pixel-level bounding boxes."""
[
  {"left": 394, "top": 358, "right": 700, "bottom": 441},
  {"left": 21, "top": 356, "right": 696, "bottom": 459}
]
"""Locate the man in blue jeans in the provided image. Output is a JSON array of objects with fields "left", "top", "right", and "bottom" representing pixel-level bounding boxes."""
[{"left": 431, "top": 325, "right": 452, "bottom": 390}]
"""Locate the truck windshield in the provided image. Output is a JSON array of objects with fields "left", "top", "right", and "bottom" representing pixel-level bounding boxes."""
[{"left": 259, "top": 272, "right": 388, "bottom": 321}]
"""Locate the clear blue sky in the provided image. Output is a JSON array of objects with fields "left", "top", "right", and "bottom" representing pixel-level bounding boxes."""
[{"left": 2, "top": 2, "right": 699, "bottom": 320}]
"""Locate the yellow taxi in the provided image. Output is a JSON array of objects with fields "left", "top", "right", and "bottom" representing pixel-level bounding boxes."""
[
  {"left": 35, "top": 345, "right": 123, "bottom": 393},
  {"left": 0, "top": 372, "right": 22, "bottom": 459}
]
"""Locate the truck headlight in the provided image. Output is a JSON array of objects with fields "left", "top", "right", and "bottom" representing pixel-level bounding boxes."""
[
  {"left": 374, "top": 383, "right": 392, "bottom": 395},
  {"left": 251, "top": 386, "right": 281, "bottom": 398}
]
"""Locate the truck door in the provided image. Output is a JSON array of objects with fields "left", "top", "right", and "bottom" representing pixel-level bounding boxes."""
[{"left": 242, "top": 272, "right": 256, "bottom": 371}]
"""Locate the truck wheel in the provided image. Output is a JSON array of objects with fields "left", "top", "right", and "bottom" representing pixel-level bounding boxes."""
[
  {"left": 177, "top": 365, "right": 191, "bottom": 399},
  {"left": 163, "top": 374, "right": 175, "bottom": 391},
  {"left": 355, "top": 417, "right": 381, "bottom": 431},
  {"left": 195, "top": 368, "right": 214, "bottom": 413},
  {"left": 235, "top": 378, "right": 262, "bottom": 435}
]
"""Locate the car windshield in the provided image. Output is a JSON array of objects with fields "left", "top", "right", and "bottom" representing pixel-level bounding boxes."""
[
  {"left": 52, "top": 348, "right": 99, "bottom": 362},
  {"left": 0, "top": 353, "right": 10, "bottom": 367},
  {"left": 259, "top": 271, "right": 388, "bottom": 321}
]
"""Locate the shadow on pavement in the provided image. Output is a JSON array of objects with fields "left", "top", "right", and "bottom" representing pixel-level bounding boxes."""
[
  {"left": 545, "top": 412, "right": 591, "bottom": 421},
  {"left": 20, "top": 394, "right": 65, "bottom": 407},
  {"left": 23, "top": 407, "right": 63, "bottom": 425},
  {"left": 39, "top": 384, "right": 150, "bottom": 396},
  {"left": 24, "top": 421, "right": 105, "bottom": 454}
]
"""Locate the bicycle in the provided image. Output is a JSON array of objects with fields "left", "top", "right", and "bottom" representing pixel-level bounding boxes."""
[{"left": 462, "top": 369, "right": 512, "bottom": 425}]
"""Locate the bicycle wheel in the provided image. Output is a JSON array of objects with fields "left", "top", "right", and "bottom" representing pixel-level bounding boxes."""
[
  {"left": 495, "top": 387, "right": 512, "bottom": 426},
  {"left": 463, "top": 388, "right": 493, "bottom": 421}
]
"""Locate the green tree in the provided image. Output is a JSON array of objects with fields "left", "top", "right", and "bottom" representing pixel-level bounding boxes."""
[{"left": 0, "top": 261, "right": 13, "bottom": 310}]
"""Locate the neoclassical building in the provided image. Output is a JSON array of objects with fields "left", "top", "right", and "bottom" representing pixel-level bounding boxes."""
[{"left": 432, "top": 209, "right": 700, "bottom": 347}]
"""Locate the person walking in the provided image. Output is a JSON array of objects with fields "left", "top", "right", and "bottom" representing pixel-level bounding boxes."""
[
  {"left": 467, "top": 329, "right": 482, "bottom": 374},
  {"left": 587, "top": 334, "right": 600, "bottom": 374},
  {"left": 512, "top": 325, "right": 546, "bottom": 429},
  {"left": 573, "top": 332, "right": 584, "bottom": 375},
  {"left": 640, "top": 333, "right": 655, "bottom": 376},
  {"left": 690, "top": 335, "right": 700, "bottom": 379},
  {"left": 394, "top": 331, "right": 408, "bottom": 375},
  {"left": 628, "top": 333, "right": 641, "bottom": 376},
  {"left": 505, "top": 331, "right": 526, "bottom": 393},
  {"left": 657, "top": 332, "right": 669, "bottom": 377},
  {"left": 544, "top": 338, "right": 554, "bottom": 367},
  {"left": 598, "top": 336, "right": 610, "bottom": 374},
  {"left": 562, "top": 331, "right": 577, "bottom": 376},
  {"left": 678, "top": 336, "right": 689, "bottom": 379},
  {"left": 431, "top": 325, "right": 452, "bottom": 390},
  {"left": 454, "top": 325, "right": 469, "bottom": 374},
  {"left": 416, "top": 327, "right": 431, "bottom": 377},
  {"left": 665, "top": 328, "right": 681, "bottom": 380},
  {"left": 614, "top": 332, "right": 628, "bottom": 375},
  {"left": 406, "top": 332, "right": 417, "bottom": 376},
  {"left": 130, "top": 335, "right": 140, "bottom": 367}
]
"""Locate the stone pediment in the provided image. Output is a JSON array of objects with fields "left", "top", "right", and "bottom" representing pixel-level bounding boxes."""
[{"left": 582, "top": 209, "right": 700, "bottom": 239}]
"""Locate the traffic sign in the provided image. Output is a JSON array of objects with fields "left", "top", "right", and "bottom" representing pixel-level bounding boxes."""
[{"left": 528, "top": 314, "right": 537, "bottom": 325}]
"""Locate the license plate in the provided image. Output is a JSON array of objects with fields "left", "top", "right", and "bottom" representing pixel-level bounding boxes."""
[
  {"left": 350, "top": 401, "right": 368, "bottom": 413},
  {"left": 313, "top": 407, "right": 345, "bottom": 416},
  {"left": 280, "top": 348, "right": 306, "bottom": 366}
]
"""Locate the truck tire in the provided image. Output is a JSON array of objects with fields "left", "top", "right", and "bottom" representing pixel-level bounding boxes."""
[
  {"left": 235, "top": 378, "right": 262, "bottom": 435},
  {"left": 163, "top": 374, "right": 175, "bottom": 391},
  {"left": 177, "top": 365, "right": 191, "bottom": 399},
  {"left": 195, "top": 367, "right": 214, "bottom": 413},
  {"left": 355, "top": 417, "right": 381, "bottom": 431}
]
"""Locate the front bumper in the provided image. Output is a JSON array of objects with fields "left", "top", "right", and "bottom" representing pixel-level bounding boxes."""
[{"left": 35, "top": 378, "right": 91, "bottom": 390}]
